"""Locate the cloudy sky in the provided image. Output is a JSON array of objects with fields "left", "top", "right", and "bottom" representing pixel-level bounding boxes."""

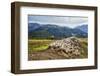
[{"left": 28, "top": 15, "right": 88, "bottom": 28}]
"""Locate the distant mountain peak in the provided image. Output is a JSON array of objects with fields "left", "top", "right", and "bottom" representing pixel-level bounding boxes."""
[
  {"left": 75, "top": 24, "right": 88, "bottom": 33},
  {"left": 28, "top": 23, "right": 88, "bottom": 39}
]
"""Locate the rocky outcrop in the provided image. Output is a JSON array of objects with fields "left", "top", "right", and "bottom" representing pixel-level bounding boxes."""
[{"left": 49, "top": 37, "right": 84, "bottom": 58}]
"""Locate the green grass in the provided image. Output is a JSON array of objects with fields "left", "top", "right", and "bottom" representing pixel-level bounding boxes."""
[
  {"left": 78, "top": 38, "right": 88, "bottom": 58},
  {"left": 32, "top": 45, "right": 48, "bottom": 51},
  {"left": 28, "top": 39, "right": 53, "bottom": 53}
]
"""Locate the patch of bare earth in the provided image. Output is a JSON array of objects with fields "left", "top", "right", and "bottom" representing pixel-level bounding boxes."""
[{"left": 28, "top": 49, "right": 67, "bottom": 60}]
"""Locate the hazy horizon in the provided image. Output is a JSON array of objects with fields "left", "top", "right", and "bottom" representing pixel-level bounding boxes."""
[{"left": 28, "top": 15, "right": 88, "bottom": 28}]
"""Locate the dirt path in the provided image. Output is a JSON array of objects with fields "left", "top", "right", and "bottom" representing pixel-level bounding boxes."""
[{"left": 28, "top": 49, "right": 67, "bottom": 60}]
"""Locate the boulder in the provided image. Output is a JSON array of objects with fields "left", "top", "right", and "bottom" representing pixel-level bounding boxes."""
[{"left": 49, "top": 37, "right": 83, "bottom": 58}]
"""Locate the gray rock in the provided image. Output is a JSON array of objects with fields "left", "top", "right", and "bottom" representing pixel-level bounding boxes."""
[{"left": 49, "top": 37, "right": 83, "bottom": 58}]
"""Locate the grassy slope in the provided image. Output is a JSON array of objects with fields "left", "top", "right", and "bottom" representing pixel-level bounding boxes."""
[
  {"left": 28, "top": 39, "right": 53, "bottom": 53},
  {"left": 28, "top": 38, "right": 88, "bottom": 59},
  {"left": 78, "top": 38, "right": 88, "bottom": 58}
]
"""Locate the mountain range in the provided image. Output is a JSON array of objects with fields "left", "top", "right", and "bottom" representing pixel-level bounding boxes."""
[
  {"left": 75, "top": 24, "right": 88, "bottom": 33},
  {"left": 28, "top": 23, "right": 88, "bottom": 39}
]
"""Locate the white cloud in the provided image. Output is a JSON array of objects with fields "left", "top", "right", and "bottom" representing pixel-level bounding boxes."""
[{"left": 28, "top": 15, "right": 88, "bottom": 28}]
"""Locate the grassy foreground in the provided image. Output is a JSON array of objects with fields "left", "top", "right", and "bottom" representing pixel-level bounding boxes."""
[
  {"left": 28, "top": 39, "right": 53, "bottom": 53},
  {"left": 28, "top": 38, "right": 88, "bottom": 60}
]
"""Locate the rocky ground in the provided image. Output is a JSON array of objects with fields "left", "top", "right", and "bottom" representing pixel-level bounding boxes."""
[{"left": 28, "top": 37, "right": 87, "bottom": 60}]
